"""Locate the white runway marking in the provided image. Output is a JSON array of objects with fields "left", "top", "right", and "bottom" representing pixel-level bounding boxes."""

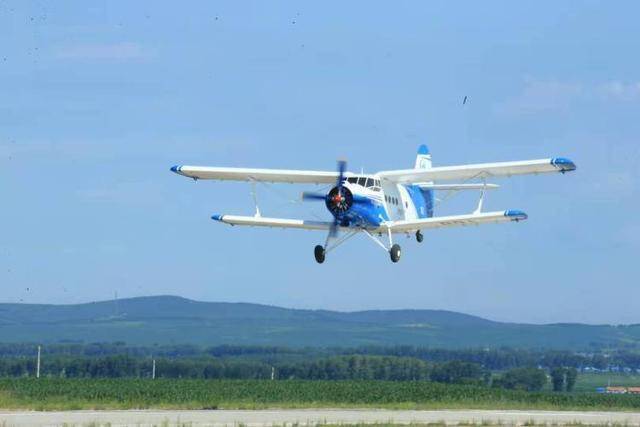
[{"left": 0, "top": 409, "right": 639, "bottom": 426}]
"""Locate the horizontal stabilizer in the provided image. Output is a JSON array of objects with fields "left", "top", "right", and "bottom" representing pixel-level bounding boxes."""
[{"left": 418, "top": 183, "right": 499, "bottom": 191}]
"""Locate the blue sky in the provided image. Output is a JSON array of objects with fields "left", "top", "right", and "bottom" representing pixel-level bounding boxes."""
[{"left": 1, "top": 1, "right": 639, "bottom": 324}]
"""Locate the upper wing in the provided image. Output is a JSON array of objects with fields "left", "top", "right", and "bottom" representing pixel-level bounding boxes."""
[
  {"left": 382, "top": 210, "right": 528, "bottom": 233},
  {"left": 211, "top": 214, "right": 335, "bottom": 230},
  {"left": 377, "top": 158, "right": 576, "bottom": 184},
  {"left": 171, "top": 165, "right": 348, "bottom": 184}
]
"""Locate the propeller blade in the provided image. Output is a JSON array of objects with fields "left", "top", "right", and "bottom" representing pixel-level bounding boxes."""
[
  {"left": 336, "top": 159, "right": 347, "bottom": 189},
  {"left": 301, "top": 192, "right": 326, "bottom": 201}
]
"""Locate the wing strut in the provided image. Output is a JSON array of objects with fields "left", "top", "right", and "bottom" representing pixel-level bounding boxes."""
[
  {"left": 249, "top": 180, "right": 261, "bottom": 218},
  {"left": 473, "top": 180, "right": 486, "bottom": 215}
]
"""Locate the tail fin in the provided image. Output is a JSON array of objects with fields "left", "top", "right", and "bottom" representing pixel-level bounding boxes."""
[
  {"left": 414, "top": 145, "right": 434, "bottom": 217},
  {"left": 415, "top": 144, "right": 432, "bottom": 169}
]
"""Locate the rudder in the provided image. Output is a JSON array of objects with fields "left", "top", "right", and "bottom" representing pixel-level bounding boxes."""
[
  {"left": 415, "top": 144, "right": 432, "bottom": 169},
  {"left": 415, "top": 144, "right": 434, "bottom": 217}
]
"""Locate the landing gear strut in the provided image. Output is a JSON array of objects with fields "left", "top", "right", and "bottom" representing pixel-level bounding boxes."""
[
  {"left": 313, "top": 230, "right": 360, "bottom": 263},
  {"left": 416, "top": 230, "right": 424, "bottom": 243}
]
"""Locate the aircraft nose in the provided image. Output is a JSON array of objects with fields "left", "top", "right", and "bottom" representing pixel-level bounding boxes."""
[{"left": 170, "top": 165, "right": 181, "bottom": 174}]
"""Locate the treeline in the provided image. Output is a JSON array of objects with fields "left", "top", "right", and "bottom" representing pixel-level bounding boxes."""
[
  {"left": 0, "top": 354, "right": 567, "bottom": 392},
  {"left": 0, "top": 343, "right": 638, "bottom": 371},
  {"left": 350, "top": 346, "right": 639, "bottom": 371},
  {"left": 0, "top": 355, "right": 431, "bottom": 381}
]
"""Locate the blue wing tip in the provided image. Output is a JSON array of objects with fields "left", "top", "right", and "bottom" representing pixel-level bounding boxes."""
[
  {"left": 417, "top": 144, "right": 430, "bottom": 155},
  {"left": 551, "top": 157, "right": 577, "bottom": 172},
  {"left": 211, "top": 214, "right": 224, "bottom": 221},
  {"left": 504, "top": 210, "right": 528, "bottom": 221}
]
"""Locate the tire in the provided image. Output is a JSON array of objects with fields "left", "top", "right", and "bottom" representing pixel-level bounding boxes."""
[
  {"left": 416, "top": 231, "right": 424, "bottom": 243},
  {"left": 390, "top": 244, "right": 401, "bottom": 263},
  {"left": 314, "top": 245, "right": 326, "bottom": 264}
]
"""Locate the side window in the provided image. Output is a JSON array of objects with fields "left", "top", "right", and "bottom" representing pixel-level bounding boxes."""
[
  {"left": 347, "top": 177, "right": 357, "bottom": 184},
  {"left": 357, "top": 177, "right": 367, "bottom": 186},
  {"left": 365, "top": 178, "right": 373, "bottom": 188}
]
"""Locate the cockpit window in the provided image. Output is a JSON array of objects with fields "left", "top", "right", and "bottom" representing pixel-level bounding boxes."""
[
  {"left": 365, "top": 178, "right": 374, "bottom": 187},
  {"left": 357, "top": 177, "right": 367, "bottom": 186},
  {"left": 347, "top": 177, "right": 358, "bottom": 184}
]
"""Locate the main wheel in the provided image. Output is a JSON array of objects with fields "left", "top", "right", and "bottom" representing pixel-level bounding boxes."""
[
  {"left": 390, "top": 244, "right": 401, "bottom": 263},
  {"left": 416, "top": 230, "right": 424, "bottom": 243},
  {"left": 314, "top": 245, "right": 326, "bottom": 264}
]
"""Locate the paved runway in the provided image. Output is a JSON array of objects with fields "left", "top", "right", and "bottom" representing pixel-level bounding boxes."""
[{"left": 1, "top": 409, "right": 639, "bottom": 426}]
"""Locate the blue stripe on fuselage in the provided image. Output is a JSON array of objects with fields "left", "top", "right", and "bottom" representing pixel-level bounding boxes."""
[{"left": 404, "top": 184, "right": 434, "bottom": 219}]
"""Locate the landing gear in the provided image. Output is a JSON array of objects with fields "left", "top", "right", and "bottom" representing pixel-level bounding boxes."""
[
  {"left": 314, "top": 245, "right": 326, "bottom": 264},
  {"left": 390, "top": 244, "right": 402, "bottom": 263},
  {"left": 313, "top": 230, "right": 360, "bottom": 263},
  {"left": 416, "top": 230, "right": 424, "bottom": 243},
  {"left": 314, "top": 228, "right": 406, "bottom": 263}
]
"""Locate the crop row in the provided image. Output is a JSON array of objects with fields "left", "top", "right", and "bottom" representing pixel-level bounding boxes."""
[{"left": 1, "top": 379, "right": 640, "bottom": 410}]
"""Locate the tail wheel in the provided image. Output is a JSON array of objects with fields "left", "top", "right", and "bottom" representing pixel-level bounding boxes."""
[
  {"left": 390, "top": 244, "right": 401, "bottom": 263},
  {"left": 416, "top": 231, "right": 424, "bottom": 243},
  {"left": 314, "top": 245, "right": 326, "bottom": 264}
]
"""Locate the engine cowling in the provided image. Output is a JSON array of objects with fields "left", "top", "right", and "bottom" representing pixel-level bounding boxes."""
[{"left": 325, "top": 185, "right": 353, "bottom": 216}]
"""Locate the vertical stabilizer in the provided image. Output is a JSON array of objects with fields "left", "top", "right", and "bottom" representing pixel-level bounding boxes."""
[
  {"left": 415, "top": 144, "right": 434, "bottom": 217},
  {"left": 415, "top": 144, "right": 432, "bottom": 169}
]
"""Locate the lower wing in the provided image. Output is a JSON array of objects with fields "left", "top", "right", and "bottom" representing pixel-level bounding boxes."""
[
  {"left": 210, "top": 210, "right": 527, "bottom": 232},
  {"left": 211, "top": 214, "right": 335, "bottom": 230},
  {"left": 382, "top": 210, "right": 528, "bottom": 233}
]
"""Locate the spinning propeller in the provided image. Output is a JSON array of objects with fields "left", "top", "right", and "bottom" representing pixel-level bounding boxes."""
[{"left": 302, "top": 160, "right": 351, "bottom": 237}]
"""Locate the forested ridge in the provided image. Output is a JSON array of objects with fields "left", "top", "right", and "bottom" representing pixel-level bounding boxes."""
[{"left": 0, "top": 296, "right": 638, "bottom": 349}]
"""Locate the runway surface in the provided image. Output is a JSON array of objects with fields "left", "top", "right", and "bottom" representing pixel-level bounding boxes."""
[{"left": 1, "top": 409, "right": 640, "bottom": 426}]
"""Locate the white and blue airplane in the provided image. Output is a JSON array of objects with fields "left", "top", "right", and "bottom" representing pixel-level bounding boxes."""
[{"left": 171, "top": 145, "right": 576, "bottom": 263}]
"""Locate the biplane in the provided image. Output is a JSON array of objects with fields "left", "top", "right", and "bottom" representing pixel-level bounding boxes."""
[{"left": 171, "top": 145, "right": 575, "bottom": 263}]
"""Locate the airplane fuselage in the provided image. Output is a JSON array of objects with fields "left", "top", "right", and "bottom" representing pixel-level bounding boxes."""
[{"left": 330, "top": 177, "right": 434, "bottom": 229}]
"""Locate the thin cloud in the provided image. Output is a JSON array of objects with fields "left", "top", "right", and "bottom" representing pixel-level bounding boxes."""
[
  {"left": 497, "top": 78, "right": 640, "bottom": 116},
  {"left": 598, "top": 81, "right": 640, "bottom": 100},
  {"left": 497, "top": 78, "right": 583, "bottom": 115},
  {"left": 55, "top": 42, "right": 148, "bottom": 61},
  {"left": 76, "top": 181, "right": 163, "bottom": 206}
]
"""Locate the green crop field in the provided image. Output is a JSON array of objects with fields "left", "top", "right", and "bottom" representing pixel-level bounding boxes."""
[
  {"left": 0, "top": 378, "right": 639, "bottom": 411},
  {"left": 572, "top": 373, "right": 640, "bottom": 392}
]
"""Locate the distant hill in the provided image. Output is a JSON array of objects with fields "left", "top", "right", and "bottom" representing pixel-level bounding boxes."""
[{"left": 0, "top": 296, "right": 637, "bottom": 349}]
